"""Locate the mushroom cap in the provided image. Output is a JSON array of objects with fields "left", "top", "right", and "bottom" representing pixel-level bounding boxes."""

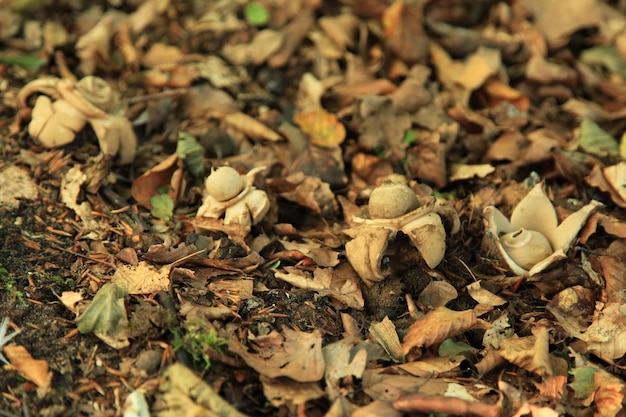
[
  {"left": 368, "top": 182, "right": 420, "bottom": 219},
  {"left": 205, "top": 166, "right": 245, "bottom": 202}
]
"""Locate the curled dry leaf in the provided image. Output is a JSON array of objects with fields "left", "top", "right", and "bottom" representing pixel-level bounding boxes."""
[
  {"left": 223, "top": 112, "right": 282, "bottom": 142},
  {"left": 483, "top": 182, "right": 602, "bottom": 276},
  {"left": 345, "top": 182, "right": 460, "bottom": 284},
  {"left": 131, "top": 154, "right": 181, "bottom": 210}
]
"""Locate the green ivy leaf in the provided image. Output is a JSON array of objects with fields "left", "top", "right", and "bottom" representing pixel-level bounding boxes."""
[
  {"left": 438, "top": 338, "right": 475, "bottom": 358},
  {"left": 244, "top": 1, "right": 270, "bottom": 26},
  {"left": 578, "top": 118, "right": 619, "bottom": 157},
  {"left": 176, "top": 132, "right": 205, "bottom": 179},
  {"left": 569, "top": 366, "right": 598, "bottom": 399},
  {"left": 151, "top": 194, "right": 174, "bottom": 221},
  {"left": 76, "top": 283, "right": 128, "bottom": 336}
]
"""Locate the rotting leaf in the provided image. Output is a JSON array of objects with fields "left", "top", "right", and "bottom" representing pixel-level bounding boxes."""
[{"left": 76, "top": 283, "right": 129, "bottom": 341}]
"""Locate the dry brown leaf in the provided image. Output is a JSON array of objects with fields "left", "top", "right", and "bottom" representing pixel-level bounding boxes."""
[
  {"left": 392, "top": 393, "right": 500, "bottom": 417},
  {"left": 431, "top": 43, "right": 501, "bottom": 92},
  {"left": 228, "top": 327, "right": 324, "bottom": 382},
  {"left": 112, "top": 261, "right": 172, "bottom": 294},
  {"left": 268, "top": 7, "right": 315, "bottom": 68},
  {"left": 480, "top": 79, "right": 529, "bottom": 112},
  {"left": 369, "top": 317, "right": 403, "bottom": 362},
  {"left": 269, "top": 172, "right": 338, "bottom": 216},
  {"left": 141, "top": 43, "right": 184, "bottom": 68},
  {"left": 402, "top": 307, "right": 477, "bottom": 357},
  {"left": 522, "top": 0, "right": 602, "bottom": 46},
  {"left": 499, "top": 326, "right": 553, "bottom": 377},
  {"left": 417, "top": 281, "right": 458, "bottom": 308},
  {"left": 223, "top": 112, "right": 282, "bottom": 142},
  {"left": 4, "top": 345, "right": 53, "bottom": 394},
  {"left": 293, "top": 108, "right": 346, "bottom": 148},
  {"left": 58, "top": 291, "right": 84, "bottom": 313},
  {"left": 582, "top": 302, "right": 626, "bottom": 361},
  {"left": 593, "top": 370, "right": 625, "bottom": 417},
  {"left": 525, "top": 52, "right": 577, "bottom": 84},
  {"left": 260, "top": 375, "right": 324, "bottom": 407},
  {"left": 323, "top": 337, "right": 368, "bottom": 401},
  {"left": 274, "top": 266, "right": 363, "bottom": 310},
  {"left": 382, "top": 0, "right": 428, "bottom": 64}
]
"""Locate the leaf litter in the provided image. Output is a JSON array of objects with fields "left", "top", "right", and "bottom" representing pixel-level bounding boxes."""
[{"left": 2, "top": 0, "right": 626, "bottom": 416}]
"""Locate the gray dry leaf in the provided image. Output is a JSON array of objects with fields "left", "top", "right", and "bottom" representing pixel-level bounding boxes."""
[{"left": 0, "top": 164, "right": 38, "bottom": 210}]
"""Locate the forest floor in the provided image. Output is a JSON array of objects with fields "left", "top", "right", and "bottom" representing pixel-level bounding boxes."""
[{"left": 1, "top": 1, "right": 626, "bottom": 416}]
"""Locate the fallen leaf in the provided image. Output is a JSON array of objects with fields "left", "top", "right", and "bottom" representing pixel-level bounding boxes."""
[
  {"left": 228, "top": 327, "right": 324, "bottom": 382},
  {"left": 131, "top": 153, "right": 180, "bottom": 209},
  {"left": 402, "top": 307, "right": 478, "bottom": 357},
  {"left": 112, "top": 261, "right": 172, "bottom": 294},
  {"left": 3, "top": 345, "right": 53, "bottom": 393},
  {"left": 499, "top": 326, "right": 553, "bottom": 377},
  {"left": 293, "top": 108, "right": 346, "bottom": 148},
  {"left": 76, "top": 283, "right": 130, "bottom": 348}
]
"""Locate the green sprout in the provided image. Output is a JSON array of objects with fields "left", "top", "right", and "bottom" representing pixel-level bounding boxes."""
[{"left": 172, "top": 320, "right": 228, "bottom": 370}]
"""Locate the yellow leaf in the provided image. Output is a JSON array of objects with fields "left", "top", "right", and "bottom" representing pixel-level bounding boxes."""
[{"left": 294, "top": 108, "right": 346, "bottom": 148}]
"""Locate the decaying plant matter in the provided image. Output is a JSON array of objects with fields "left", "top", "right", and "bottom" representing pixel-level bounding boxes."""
[
  {"left": 197, "top": 166, "right": 270, "bottom": 226},
  {"left": 344, "top": 181, "right": 460, "bottom": 285},
  {"left": 483, "top": 182, "right": 602, "bottom": 276},
  {"left": 17, "top": 76, "right": 137, "bottom": 164}
]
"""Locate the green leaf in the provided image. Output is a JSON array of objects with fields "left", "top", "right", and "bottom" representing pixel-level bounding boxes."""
[
  {"left": 0, "top": 55, "right": 47, "bottom": 70},
  {"left": 244, "top": 1, "right": 270, "bottom": 26},
  {"left": 580, "top": 45, "right": 626, "bottom": 78},
  {"left": 569, "top": 366, "right": 598, "bottom": 399},
  {"left": 402, "top": 129, "right": 417, "bottom": 144},
  {"left": 438, "top": 338, "right": 475, "bottom": 358},
  {"left": 176, "top": 132, "right": 205, "bottom": 179},
  {"left": 76, "top": 283, "right": 128, "bottom": 335},
  {"left": 9, "top": 0, "right": 47, "bottom": 12},
  {"left": 150, "top": 194, "right": 174, "bottom": 221},
  {"left": 578, "top": 118, "right": 619, "bottom": 157}
]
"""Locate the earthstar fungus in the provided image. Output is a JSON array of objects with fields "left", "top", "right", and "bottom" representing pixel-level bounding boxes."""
[
  {"left": 17, "top": 76, "right": 137, "bottom": 164},
  {"left": 197, "top": 166, "right": 270, "bottom": 226},
  {"left": 345, "top": 182, "right": 460, "bottom": 285},
  {"left": 482, "top": 182, "right": 602, "bottom": 276}
]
